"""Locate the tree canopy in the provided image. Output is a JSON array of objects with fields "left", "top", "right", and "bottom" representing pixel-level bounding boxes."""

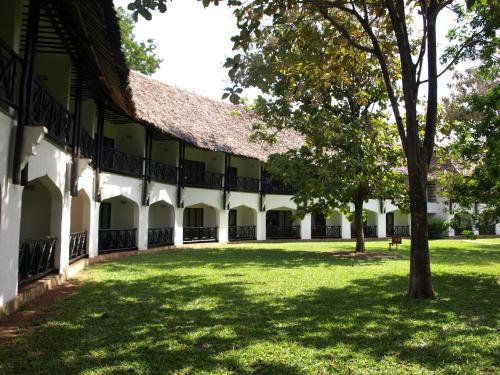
[{"left": 118, "top": 7, "right": 162, "bottom": 75}]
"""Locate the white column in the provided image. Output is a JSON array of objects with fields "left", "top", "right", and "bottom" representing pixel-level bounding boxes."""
[
  {"left": 448, "top": 213, "right": 455, "bottom": 237},
  {"left": 57, "top": 191, "right": 71, "bottom": 273},
  {"left": 137, "top": 205, "right": 148, "bottom": 250},
  {"left": 0, "top": 183, "right": 23, "bottom": 308},
  {"left": 173, "top": 207, "right": 184, "bottom": 245},
  {"left": 88, "top": 201, "right": 100, "bottom": 257},
  {"left": 218, "top": 209, "right": 229, "bottom": 243},
  {"left": 256, "top": 211, "right": 266, "bottom": 240},
  {"left": 341, "top": 214, "right": 351, "bottom": 239},
  {"left": 495, "top": 223, "right": 500, "bottom": 235},
  {"left": 300, "top": 213, "right": 312, "bottom": 240},
  {"left": 378, "top": 213, "right": 386, "bottom": 238}
]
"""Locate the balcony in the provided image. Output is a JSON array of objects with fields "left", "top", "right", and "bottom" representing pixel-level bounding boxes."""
[
  {"left": 69, "top": 231, "right": 88, "bottom": 262},
  {"left": 262, "top": 177, "right": 296, "bottom": 195},
  {"left": 98, "top": 228, "right": 137, "bottom": 253},
  {"left": 0, "top": 39, "right": 21, "bottom": 110},
  {"left": 387, "top": 225, "right": 410, "bottom": 237},
  {"left": 266, "top": 225, "right": 301, "bottom": 239},
  {"left": 150, "top": 160, "right": 177, "bottom": 185},
  {"left": 148, "top": 227, "right": 174, "bottom": 247},
  {"left": 183, "top": 227, "right": 218, "bottom": 242},
  {"left": 184, "top": 170, "right": 224, "bottom": 190},
  {"left": 102, "top": 147, "right": 144, "bottom": 177},
  {"left": 80, "top": 129, "right": 96, "bottom": 161},
  {"left": 228, "top": 226, "right": 256, "bottom": 241},
  {"left": 18, "top": 237, "right": 57, "bottom": 286},
  {"left": 351, "top": 226, "right": 378, "bottom": 238},
  {"left": 227, "top": 176, "right": 260, "bottom": 193},
  {"left": 311, "top": 225, "right": 341, "bottom": 238}
]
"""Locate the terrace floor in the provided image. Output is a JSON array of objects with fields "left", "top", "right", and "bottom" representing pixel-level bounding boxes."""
[{"left": 1, "top": 239, "right": 499, "bottom": 374}]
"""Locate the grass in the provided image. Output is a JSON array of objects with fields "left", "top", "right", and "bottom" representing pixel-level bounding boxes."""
[{"left": 1, "top": 239, "right": 499, "bottom": 374}]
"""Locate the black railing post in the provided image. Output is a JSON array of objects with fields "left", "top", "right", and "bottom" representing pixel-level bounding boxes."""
[
  {"left": 223, "top": 153, "right": 230, "bottom": 210},
  {"left": 70, "top": 62, "right": 83, "bottom": 196},
  {"left": 177, "top": 141, "right": 185, "bottom": 208},
  {"left": 142, "top": 128, "right": 152, "bottom": 206},
  {"left": 13, "top": 0, "right": 40, "bottom": 184},
  {"left": 94, "top": 98, "right": 105, "bottom": 202}
]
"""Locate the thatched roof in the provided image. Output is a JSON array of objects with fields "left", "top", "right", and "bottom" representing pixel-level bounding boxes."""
[
  {"left": 128, "top": 71, "right": 303, "bottom": 161},
  {"left": 51, "top": 0, "right": 134, "bottom": 117}
]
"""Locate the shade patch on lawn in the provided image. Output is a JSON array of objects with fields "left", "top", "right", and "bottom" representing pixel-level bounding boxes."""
[
  {"left": 325, "top": 250, "right": 402, "bottom": 259},
  {"left": 0, "top": 239, "right": 498, "bottom": 375}
]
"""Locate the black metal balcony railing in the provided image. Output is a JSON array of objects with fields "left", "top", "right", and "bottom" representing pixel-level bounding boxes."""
[
  {"left": 183, "top": 226, "right": 218, "bottom": 242},
  {"left": 80, "top": 129, "right": 96, "bottom": 161},
  {"left": 311, "top": 225, "right": 341, "bottom": 238},
  {"left": 351, "top": 225, "right": 378, "bottom": 238},
  {"left": 228, "top": 226, "right": 256, "bottom": 241},
  {"left": 227, "top": 176, "right": 260, "bottom": 193},
  {"left": 18, "top": 237, "right": 57, "bottom": 285},
  {"left": 262, "top": 178, "right": 296, "bottom": 195},
  {"left": 266, "top": 225, "right": 301, "bottom": 239},
  {"left": 148, "top": 227, "right": 174, "bottom": 247},
  {"left": 69, "top": 231, "right": 87, "bottom": 262},
  {"left": 184, "top": 170, "right": 224, "bottom": 189},
  {"left": 102, "top": 147, "right": 144, "bottom": 177},
  {"left": 31, "top": 80, "right": 73, "bottom": 145},
  {"left": 150, "top": 160, "right": 177, "bottom": 185},
  {"left": 0, "top": 39, "right": 21, "bottom": 109},
  {"left": 98, "top": 228, "right": 137, "bottom": 253},
  {"left": 387, "top": 225, "right": 410, "bottom": 237}
]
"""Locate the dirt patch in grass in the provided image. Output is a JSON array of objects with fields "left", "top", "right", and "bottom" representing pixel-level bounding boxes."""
[
  {"left": 325, "top": 251, "right": 402, "bottom": 259},
  {"left": 0, "top": 279, "right": 81, "bottom": 342}
]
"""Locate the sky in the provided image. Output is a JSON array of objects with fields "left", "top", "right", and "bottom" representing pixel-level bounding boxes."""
[{"left": 114, "top": 0, "right": 469, "bottom": 103}]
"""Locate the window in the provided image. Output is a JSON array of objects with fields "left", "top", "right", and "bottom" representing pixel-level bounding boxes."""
[
  {"left": 184, "top": 208, "right": 203, "bottom": 227},
  {"left": 426, "top": 182, "right": 437, "bottom": 202}
]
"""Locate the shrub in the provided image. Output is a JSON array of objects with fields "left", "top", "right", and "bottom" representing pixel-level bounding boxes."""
[
  {"left": 462, "top": 229, "right": 477, "bottom": 240},
  {"left": 428, "top": 217, "right": 449, "bottom": 239}
]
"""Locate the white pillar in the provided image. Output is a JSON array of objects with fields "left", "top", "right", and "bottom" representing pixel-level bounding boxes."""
[
  {"left": 378, "top": 213, "right": 386, "bottom": 238},
  {"left": 88, "top": 201, "right": 100, "bottom": 257},
  {"left": 495, "top": 223, "right": 500, "bottom": 235},
  {"left": 56, "top": 191, "right": 71, "bottom": 273},
  {"left": 0, "top": 183, "right": 23, "bottom": 308},
  {"left": 256, "top": 211, "right": 266, "bottom": 240},
  {"left": 448, "top": 213, "right": 455, "bottom": 237},
  {"left": 300, "top": 213, "right": 311, "bottom": 240},
  {"left": 173, "top": 207, "right": 184, "bottom": 245},
  {"left": 219, "top": 209, "right": 229, "bottom": 243},
  {"left": 137, "top": 205, "right": 148, "bottom": 250},
  {"left": 341, "top": 214, "right": 351, "bottom": 239}
]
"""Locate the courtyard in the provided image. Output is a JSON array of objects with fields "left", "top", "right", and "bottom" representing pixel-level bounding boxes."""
[{"left": 1, "top": 239, "right": 499, "bottom": 374}]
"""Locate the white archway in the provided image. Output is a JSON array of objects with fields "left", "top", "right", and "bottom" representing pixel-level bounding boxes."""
[
  {"left": 351, "top": 208, "right": 379, "bottom": 238},
  {"left": 98, "top": 195, "right": 139, "bottom": 252},
  {"left": 311, "top": 210, "right": 342, "bottom": 238},
  {"left": 266, "top": 206, "right": 300, "bottom": 239},
  {"left": 228, "top": 205, "right": 257, "bottom": 241},
  {"left": 386, "top": 209, "right": 410, "bottom": 236},
  {"left": 183, "top": 203, "right": 219, "bottom": 243},
  {"left": 69, "top": 189, "right": 91, "bottom": 261},
  {"left": 19, "top": 176, "right": 63, "bottom": 284},
  {"left": 148, "top": 200, "right": 175, "bottom": 247}
]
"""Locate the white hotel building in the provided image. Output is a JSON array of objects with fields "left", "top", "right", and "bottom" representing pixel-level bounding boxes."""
[{"left": 0, "top": 0, "right": 497, "bottom": 314}]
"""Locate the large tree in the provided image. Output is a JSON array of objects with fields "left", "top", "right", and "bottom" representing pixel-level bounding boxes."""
[
  {"left": 234, "top": 12, "right": 406, "bottom": 253},
  {"left": 117, "top": 7, "right": 162, "bottom": 75},
  {"left": 130, "top": 0, "right": 497, "bottom": 299}
]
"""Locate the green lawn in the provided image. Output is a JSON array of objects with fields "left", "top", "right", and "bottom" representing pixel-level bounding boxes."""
[{"left": 1, "top": 239, "right": 499, "bottom": 374}]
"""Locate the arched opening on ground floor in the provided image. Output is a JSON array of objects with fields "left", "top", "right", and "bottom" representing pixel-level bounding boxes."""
[
  {"left": 386, "top": 209, "right": 410, "bottom": 237},
  {"left": 311, "top": 211, "right": 342, "bottom": 238},
  {"left": 98, "top": 195, "right": 139, "bottom": 253},
  {"left": 19, "top": 176, "right": 62, "bottom": 285},
  {"left": 351, "top": 209, "right": 378, "bottom": 238},
  {"left": 148, "top": 200, "right": 175, "bottom": 247},
  {"left": 266, "top": 208, "right": 300, "bottom": 239},
  {"left": 228, "top": 205, "right": 257, "bottom": 241},
  {"left": 183, "top": 203, "right": 219, "bottom": 243},
  {"left": 69, "top": 189, "right": 91, "bottom": 262}
]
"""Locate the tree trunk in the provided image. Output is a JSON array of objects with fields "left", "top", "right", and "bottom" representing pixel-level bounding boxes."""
[
  {"left": 407, "top": 164, "right": 435, "bottom": 299},
  {"left": 354, "top": 198, "right": 365, "bottom": 253}
]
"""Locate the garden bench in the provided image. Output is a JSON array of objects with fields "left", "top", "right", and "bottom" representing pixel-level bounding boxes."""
[{"left": 388, "top": 235, "right": 402, "bottom": 250}]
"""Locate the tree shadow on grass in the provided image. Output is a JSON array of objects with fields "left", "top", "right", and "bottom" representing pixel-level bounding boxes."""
[{"left": 1, "top": 259, "right": 498, "bottom": 375}]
